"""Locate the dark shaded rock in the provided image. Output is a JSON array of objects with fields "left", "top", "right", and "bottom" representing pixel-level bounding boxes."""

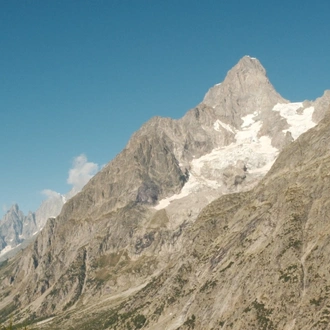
[{"left": 136, "top": 181, "right": 159, "bottom": 204}]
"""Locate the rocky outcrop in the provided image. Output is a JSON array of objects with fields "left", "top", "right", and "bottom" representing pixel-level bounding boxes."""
[{"left": 312, "top": 90, "right": 330, "bottom": 122}]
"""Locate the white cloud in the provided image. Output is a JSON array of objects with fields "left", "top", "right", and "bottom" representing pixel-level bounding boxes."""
[
  {"left": 41, "top": 154, "right": 99, "bottom": 203},
  {"left": 67, "top": 154, "right": 99, "bottom": 192},
  {"left": 41, "top": 189, "right": 61, "bottom": 199}
]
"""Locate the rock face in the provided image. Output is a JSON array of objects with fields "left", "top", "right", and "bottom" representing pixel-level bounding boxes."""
[
  {"left": 203, "top": 56, "right": 287, "bottom": 127},
  {"left": 312, "top": 90, "right": 330, "bottom": 122},
  {"left": 0, "top": 56, "right": 330, "bottom": 329}
]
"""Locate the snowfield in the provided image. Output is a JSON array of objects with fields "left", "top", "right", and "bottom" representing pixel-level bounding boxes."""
[{"left": 155, "top": 102, "right": 316, "bottom": 210}]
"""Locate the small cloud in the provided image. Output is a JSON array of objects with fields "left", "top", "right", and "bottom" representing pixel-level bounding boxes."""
[
  {"left": 42, "top": 189, "right": 61, "bottom": 199},
  {"left": 67, "top": 154, "right": 99, "bottom": 193},
  {"left": 39, "top": 154, "right": 99, "bottom": 210}
]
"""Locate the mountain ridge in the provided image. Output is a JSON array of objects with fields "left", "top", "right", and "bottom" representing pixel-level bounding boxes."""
[
  {"left": 0, "top": 178, "right": 95, "bottom": 260},
  {"left": 0, "top": 56, "right": 329, "bottom": 329}
]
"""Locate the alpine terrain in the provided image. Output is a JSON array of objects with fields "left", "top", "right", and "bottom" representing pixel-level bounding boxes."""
[
  {"left": 0, "top": 195, "right": 65, "bottom": 262},
  {"left": 1, "top": 56, "right": 330, "bottom": 329},
  {"left": 0, "top": 175, "right": 93, "bottom": 261}
]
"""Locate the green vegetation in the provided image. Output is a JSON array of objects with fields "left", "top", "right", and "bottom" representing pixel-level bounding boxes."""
[
  {"left": 0, "top": 304, "right": 16, "bottom": 325},
  {"left": 182, "top": 314, "right": 196, "bottom": 329},
  {"left": 58, "top": 300, "right": 150, "bottom": 330},
  {"left": 132, "top": 314, "right": 146, "bottom": 329},
  {"left": 199, "top": 279, "right": 218, "bottom": 292},
  {"left": 310, "top": 297, "right": 324, "bottom": 307},
  {"left": 0, "top": 319, "right": 33, "bottom": 330},
  {"left": 220, "top": 261, "right": 234, "bottom": 273},
  {"left": 153, "top": 303, "right": 165, "bottom": 317},
  {"left": 279, "top": 264, "right": 298, "bottom": 283},
  {"left": 288, "top": 239, "right": 302, "bottom": 249},
  {"left": 252, "top": 300, "right": 274, "bottom": 330},
  {"left": 0, "top": 259, "right": 8, "bottom": 269}
]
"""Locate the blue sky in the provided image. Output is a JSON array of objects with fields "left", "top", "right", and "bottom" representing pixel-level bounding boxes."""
[{"left": 1, "top": 0, "right": 329, "bottom": 216}]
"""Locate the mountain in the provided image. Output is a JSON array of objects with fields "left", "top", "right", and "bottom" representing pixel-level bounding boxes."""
[
  {"left": 34, "top": 193, "right": 66, "bottom": 230},
  {"left": 0, "top": 194, "right": 65, "bottom": 261},
  {"left": 0, "top": 205, "right": 37, "bottom": 258},
  {"left": 0, "top": 56, "right": 329, "bottom": 329},
  {"left": 0, "top": 185, "right": 85, "bottom": 261}
]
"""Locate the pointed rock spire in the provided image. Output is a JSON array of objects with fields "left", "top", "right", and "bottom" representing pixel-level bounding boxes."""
[
  {"left": 202, "top": 56, "right": 287, "bottom": 128},
  {"left": 8, "top": 203, "right": 20, "bottom": 214}
]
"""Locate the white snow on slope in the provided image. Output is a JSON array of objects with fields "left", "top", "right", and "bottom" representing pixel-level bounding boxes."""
[
  {"left": 213, "top": 119, "right": 236, "bottom": 134},
  {"left": 273, "top": 103, "right": 316, "bottom": 139},
  {"left": 155, "top": 112, "right": 276, "bottom": 210},
  {"left": 0, "top": 245, "right": 13, "bottom": 257},
  {"left": 155, "top": 103, "right": 316, "bottom": 210},
  {"left": 236, "top": 113, "right": 262, "bottom": 144},
  {"left": 241, "top": 112, "right": 259, "bottom": 128},
  {"left": 155, "top": 175, "right": 206, "bottom": 210}
]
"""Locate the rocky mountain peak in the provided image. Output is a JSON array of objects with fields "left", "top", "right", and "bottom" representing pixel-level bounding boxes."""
[
  {"left": 8, "top": 204, "right": 19, "bottom": 214},
  {"left": 5, "top": 204, "right": 23, "bottom": 220},
  {"left": 0, "top": 204, "right": 38, "bottom": 259},
  {"left": 234, "top": 55, "right": 265, "bottom": 72},
  {"left": 224, "top": 55, "right": 269, "bottom": 91},
  {"left": 202, "top": 56, "right": 287, "bottom": 128}
]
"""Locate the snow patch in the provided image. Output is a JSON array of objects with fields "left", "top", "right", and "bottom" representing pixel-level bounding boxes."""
[
  {"left": 213, "top": 120, "right": 235, "bottom": 134},
  {"left": 245, "top": 55, "right": 257, "bottom": 60},
  {"left": 236, "top": 119, "right": 262, "bottom": 144},
  {"left": 0, "top": 245, "right": 13, "bottom": 257},
  {"left": 154, "top": 174, "right": 219, "bottom": 210},
  {"left": 155, "top": 102, "right": 316, "bottom": 210},
  {"left": 241, "top": 112, "right": 258, "bottom": 128},
  {"left": 272, "top": 103, "right": 316, "bottom": 139},
  {"left": 155, "top": 117, "right": 278, "bottom": 210}
]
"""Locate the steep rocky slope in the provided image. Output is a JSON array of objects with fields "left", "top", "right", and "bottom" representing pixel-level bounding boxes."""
[{"left": 0, "top": 56, "right": 329, "bottom": 329}]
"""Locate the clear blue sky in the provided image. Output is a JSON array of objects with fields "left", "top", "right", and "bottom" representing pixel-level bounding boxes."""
[{"left": 1, "top": 0, "right": 329, "bottom": 216}]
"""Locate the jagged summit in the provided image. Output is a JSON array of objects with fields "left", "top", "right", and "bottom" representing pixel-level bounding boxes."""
[
  {"left": 7, "top": 204, "right": 19, "bottom": 214},
  {"left": 232, "top": 55, "right": 266, "bottom": 75},
  {"left": 202, "top": 56, "right": 287, "bottom": 128},
  {"left": 0, "top": 196, "right": 65, "bottom": 259}
]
